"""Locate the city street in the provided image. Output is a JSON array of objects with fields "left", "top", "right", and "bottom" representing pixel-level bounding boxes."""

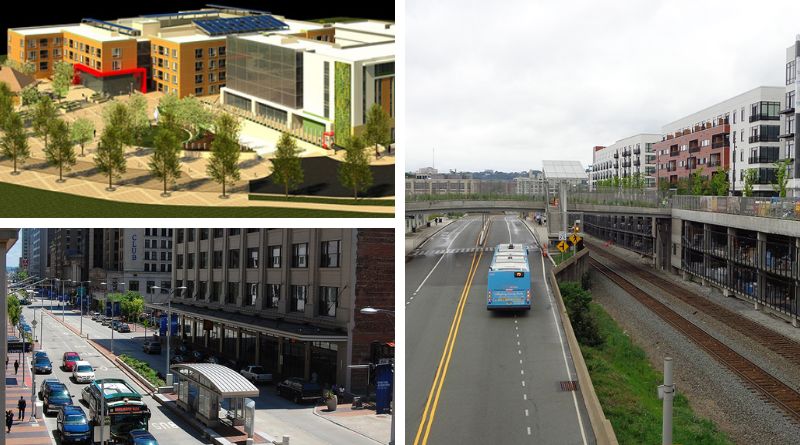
[
  {"left": 23, "top": 302, "right": 386, "bottom": 445},
  {"left": 406, "top": 214, "right": 594, "bottom": 444}
]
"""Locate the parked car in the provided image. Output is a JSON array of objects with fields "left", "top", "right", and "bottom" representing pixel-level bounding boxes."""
[
  {"left": 142, "top": 340, "right": 161, "bottom": 354},
  {"left": 43, "top": 383, "right": 74, "bottom": 415},
  {"left": 91, "top": 312, "right": 101, "bottom": 321},
  {"left": 240, "top": 366, "right": 272, "bottom": 384},
  {"left": 56, "top": 405, "right": 91, "bottom": 443},
  {"left": 39, "top": 378, "right": 61, "bottom": 399},
  {"left": 169, "top": 355, "right": 185, "bottom": 365},
  {"left": 62, "top": 352, "right": 81, "bottom": 371},
  {"left": 72, "top": 361, "right": 95, "bottom": 384},
  {"left": 101, "top": 318, "right": 112, "bottom": 326},
  {"left": 276, "top": 378, "right": 322, "bottom": 404},
  {"left": 32, "top": 350, "right": 49, "bottom": 362},
  {"left": 33, "top": 356, "right": 53, "bottom": 374},
  {"left": 123, "top": 429, "right": 159, "bottom": 445},
  {"left": 110, "top": 321, "right": 121, "bottom": 330},
  {"left": 117, "top": 324, "right": 131, "bottom": 333},
  {"left": 189, "top": 350, "right": 205, "bottom": 362},
  {"left": 204, "top": 355, "right": 220, "bottom": 364},
  {"left": 20, "top": 298, "right": 32, "bottom": 305}
]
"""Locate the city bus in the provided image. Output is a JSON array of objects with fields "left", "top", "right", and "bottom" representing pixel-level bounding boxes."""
[
  {"left": 82, "top": 378, "right": 151, "bottom": 441},
  {"left": 487, "top": 244, "right": 531, "bottom": 310}
]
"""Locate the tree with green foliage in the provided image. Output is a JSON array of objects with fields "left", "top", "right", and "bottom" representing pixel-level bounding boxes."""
[
  {"left": 52, "top": 61, "right": 73, "bottom": 101},
  {"left": 207, "top": 113, "right": 241, "bottom": 197},
  {"left": 1, "top": 112, "right": 30, "bottom": 174},
  {"left": 127, "top": 92, "right": 150, "bottom": 145},
  {"left": 772, "top": 158, "right": 792, "bottom": 198},
  {"left": 20, "top": 85, "right": 41, "bottom": 107},
  {"left": 742, "top": 168, "right": 757, "bottom": 197},
  {"left": 363, "top": 103, "right": 392, "bottom": 157},
  {"left": 0, "top": 82, "right": 13, "bottom": 130},
  {"left": 31, "top": 96, "right": 57, "bottom": 154},
  {"left": 612, "top": 176, "right": 620, "bottom": 188},
  {"left": 7, "top": 293, "right": 21, "bottom": 329},
  {"left": 690, "top": 167, "right": 707, "bottom": 195},
  {"left": 119, "top": 292, "right": 144, "bottom": 322},
  {"left": 338, "top": 135, "right": 373, "bottom": 199},
  {"left": 3, "top": 59, "right": 35, "bottom": 76},
  {"left": 71, "top": 117, "right": 94, "bottom": 156},
  {"left": 559, "top": 282, "right": 603, "bottom": 347},
  {"left": 149, "top": 126, "right": 182, "bottom": 196},
  {"left": 44, "top": 119, "right": 76, "bottom": 182},
  {"left": 708, "top": 167, "right": 729, "bottom": 196},
  {"left": 271, "top": 132, "right": 304, "bottom": 198},
  {"left": 95, "top": 102, "right": 130, "bottom": 191}
]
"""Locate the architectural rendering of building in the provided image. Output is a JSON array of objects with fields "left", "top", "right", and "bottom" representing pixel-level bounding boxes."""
[
  {"left": 654, "top": 86, "right": 784, "bottom": 195},
  {"left": 169, "top": 228, "right": 394, "bottom": 393},
  {"left": 782, "top": 36, "right": 800, "bottom": 197},
  {"left": 28, "top": 229, "right": 49, "bottom": 281},
  {"left": 591, "top": 134, "right": 660, "bottom": 188}
]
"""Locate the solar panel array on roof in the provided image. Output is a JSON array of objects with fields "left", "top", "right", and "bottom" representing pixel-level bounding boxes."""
[
  {"left": 82, "top": 18, "right": 141, "bottom": 36},
  {"left": 194, "top": 15, "right": 289, "bottom": 36},
  {"left": 141, "top": 10, "right": 221, "bottom": 19}
]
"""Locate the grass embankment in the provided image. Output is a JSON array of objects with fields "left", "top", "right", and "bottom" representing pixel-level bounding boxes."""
[
  {"left": 0, "top": 182, "right": 385, "bottom": 217},
  {"left": 248, "top": 194, "right": 395, "bottom": 207},
  {"left": 559, "top": 281, "right": 732, "bottom": 445},
  {"left": 119, "top": 354, "right": 165, "bottom": 387}
]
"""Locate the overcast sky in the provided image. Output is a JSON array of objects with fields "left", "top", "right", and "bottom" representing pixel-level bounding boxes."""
[
  {"left": 7, "top": 231, "right": 21, "bottom": 270},
  {"left": 406, "top": 0, "right": 800, "bottom": 172}
]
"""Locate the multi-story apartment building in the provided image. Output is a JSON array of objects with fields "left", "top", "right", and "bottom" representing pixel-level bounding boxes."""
[
  {"left": 513, "top": 170, "right": 546, "bottom": 196},
  {"left": 221, "top": 21, "right": 395, "bottom": 143},
  {"left": 782, "top": 37, "right": 800, "bottom": 197},
  {"left": 592, "top": 134, "right": 660, "bottom": 188},
  {"left": 654, "top": 86, "right": 784, "bottom": 195},
  {"left": 170, "top": 228, "right": 393, "bottom": 392},
  {"left": 405, "top": 173, "right": 516, "bottom": 196}
]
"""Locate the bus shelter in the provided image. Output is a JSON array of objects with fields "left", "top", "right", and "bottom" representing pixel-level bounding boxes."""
[{"left": 172, "top": 363, "right": 259, "bottom": 427}]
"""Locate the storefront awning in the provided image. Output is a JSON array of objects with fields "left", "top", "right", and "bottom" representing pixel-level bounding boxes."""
[{"left": 172, "top": 363, "right": 258, "bottom": 398}]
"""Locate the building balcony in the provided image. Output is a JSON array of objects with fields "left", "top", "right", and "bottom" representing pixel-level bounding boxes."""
[
  {"left": 633, "top": 147, "right": 641, "bottom": 155},
  {"left": 670, "top": 151, "right": 680, "bottom": 157},
  {"left": 712, "top": 140, "right": 730, "bottom": 149},
  {"left": 749, "top": 135, "right": 779, "bottom": 143},
  {"left": 749, "top": 114, "right": 780, "bottom": 122},
  {"left": 709, "top": 160, "right": 721, "bottom": 167},
  {"left": 633, "top": 159, "right": 640, "bottom": 166},
  {"left": 780, "top": 106, "right": 795, "bottom": 115},
  {"left": 613, "top": 153, "right": 619, "bottom": 159},
  {"left": 613, "top": 162, "right": 619, "bottom": 169},
  {"left": 688, "top": 145, "right": 700, "bottom": 153},
  {"left": 748, "top": 156, "right": 779, "bottom": 164},
  {"left": 779, "top": 132, "right": 795, "bottom": 139}
]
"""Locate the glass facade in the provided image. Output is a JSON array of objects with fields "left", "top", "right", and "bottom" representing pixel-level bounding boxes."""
[
  {"left": 224, "top": 91, "right": 251, "bottom": 112},
  {"left": 227, "top": 36, "right": 303, "bottom": 109}
]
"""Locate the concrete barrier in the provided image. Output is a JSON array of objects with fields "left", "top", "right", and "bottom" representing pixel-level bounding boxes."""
[{"left": 549, "top": 251, "right": 619, "bottom": 445}]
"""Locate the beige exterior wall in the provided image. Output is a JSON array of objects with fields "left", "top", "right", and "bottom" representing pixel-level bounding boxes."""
[
  {"left": 150, "top": 37, "right": 227, "bottom": 98},
  {"left": 7, "top": 30, "right": 64, "bottom": 79}
]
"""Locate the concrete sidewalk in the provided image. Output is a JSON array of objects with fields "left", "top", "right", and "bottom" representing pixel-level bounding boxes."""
[
  {"left": 405, "top": 218, "right": 453, "bottom": 255},
  {"left": 3, "top": 323, "right": 50, "bottom": 445},
  {"left": 312, "top": 405, "right": 389, "bottom": 444}
]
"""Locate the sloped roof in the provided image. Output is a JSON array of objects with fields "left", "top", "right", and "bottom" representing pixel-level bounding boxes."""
[
  {"left": 0, "top": 67, "right": 36, "bottom": 93},
  {"left": 171, "top": 363, "right": 259, "bottom": 397}
]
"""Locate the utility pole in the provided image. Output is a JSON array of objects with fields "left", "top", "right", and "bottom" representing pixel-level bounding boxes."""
[{"left": 659, "top": 357, "right": 675, "bottom": 445}]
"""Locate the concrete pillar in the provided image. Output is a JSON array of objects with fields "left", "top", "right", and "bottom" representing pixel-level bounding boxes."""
[
  {"left": 254, "top": 333, "right": 261, "bottom": 365},
  {"left": 757, "top": 232, "right": 767, "bottom": 308},
  {"left": 727, "top": 227, "right": 736, "bottom": 296},
  {"left": 236, "top": 327, "right": 242, "bottom": 360},
  {"left": 303, "top": 342, "right": 311, "bottom": 380}
]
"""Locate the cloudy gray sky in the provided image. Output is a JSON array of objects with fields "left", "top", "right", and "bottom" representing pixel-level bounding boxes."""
[{"left": 406, "top": 0, "right": 800, "bottom": 172}]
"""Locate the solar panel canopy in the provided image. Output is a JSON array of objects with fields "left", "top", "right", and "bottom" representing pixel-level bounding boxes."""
[
  {"left": 542, "top": 160, "right": 587, "bottom": 180},
  {"left": 194, "top": 15, "right": 289, "bottom": 36}
]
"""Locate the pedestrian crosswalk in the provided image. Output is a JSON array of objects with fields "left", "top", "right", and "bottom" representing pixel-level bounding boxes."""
[{"left": 410, "top": 245, "right": 539, "bottom": 257}]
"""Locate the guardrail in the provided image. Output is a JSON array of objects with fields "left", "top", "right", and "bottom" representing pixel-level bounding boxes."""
[{"left": 672, "top": 195, "right": 800, "bottom": 221}]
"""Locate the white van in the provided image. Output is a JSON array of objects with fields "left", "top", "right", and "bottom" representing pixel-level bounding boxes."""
[{"left": 72, "top": 360, "right": 95, "bottom": 383}]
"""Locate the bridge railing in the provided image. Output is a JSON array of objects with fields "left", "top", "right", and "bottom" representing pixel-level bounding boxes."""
[
  {"left": 672, "top": 195, "right": 800, "bottom": 221},
  {"left": 406, "top": 193, "right": 545, "bottom": 202},
  {"left": 569, "top": 190, "right": 672, "bottom": 208}
]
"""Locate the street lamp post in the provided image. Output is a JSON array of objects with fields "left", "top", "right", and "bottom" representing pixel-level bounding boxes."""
[
  {"left": 359, "top": 307, "right": 395, "bottom": 445},
  {"left": 152, "top": 286, "right": 186, "bottom": 384},
  {"left": 78, "top": 281, "right": 91, "bottom": 336}
]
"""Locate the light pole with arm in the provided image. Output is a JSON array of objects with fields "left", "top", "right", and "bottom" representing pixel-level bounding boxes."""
[
  {"left": 152, "top": 286, "right": 186, "bottom": 383},
  {"left": 100, "top": 282, "right": 125, "bottom": 355},
  {"left": 359, "top": 307, "right": 395, "bottom": 445}
]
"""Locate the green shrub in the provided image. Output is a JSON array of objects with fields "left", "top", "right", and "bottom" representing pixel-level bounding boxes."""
[
  {"left": 559, "top": 281, "right": 603, "bottom": 347},
  {"left": 119, "top": 354, "right": 165, "bottom": 387}
]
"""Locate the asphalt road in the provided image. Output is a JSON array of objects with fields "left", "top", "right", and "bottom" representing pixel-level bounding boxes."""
[
  {"left": 406, "top": 214, "right": 595, "bottom": 445},
  {"left": 20, "top": 303, "right": 210, "bottom": 445}
]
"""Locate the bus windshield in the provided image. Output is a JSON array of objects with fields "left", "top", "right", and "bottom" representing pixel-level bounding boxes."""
[{"left": 111, "top": 414, "right": 149, "bottom": 435}]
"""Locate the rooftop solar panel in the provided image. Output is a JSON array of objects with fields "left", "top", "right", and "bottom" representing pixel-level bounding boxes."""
[
  {"left": 194, "top": 15, "right": 289, "bottom": 36},
  {"left": 81, "top": 18, "right": 141, "bottom": 36},
  {"left": 141, "top": 10, "right": 221, "bottom": 18}
]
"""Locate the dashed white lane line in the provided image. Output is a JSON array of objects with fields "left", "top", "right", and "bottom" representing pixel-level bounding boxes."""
[
  {"left": 525, "top": 409, "right": 529, "bottom": 417},
  {"left": 517, "top": 341, "right": 520, "bottom": 346},
  {"left": 527, "top": 427, "right": 532, "bottom": 435},
  {"left": 521, "top": 381, "right": 525, "bottom": 387},
  {"left": 518, "top": 349, "right": 521, "bottom": 355},
  {"left": 521, "top": 370, "right": 524, "bottom": 375},
  {"left": 524, "top": 394, "right": 527, "bottom": 400},
  {"left": 411, "top": 219, "right": 476, "bottom": 298}
]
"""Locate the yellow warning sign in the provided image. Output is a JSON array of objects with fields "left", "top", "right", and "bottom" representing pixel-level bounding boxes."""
[
  {"left": 569, "top": 234, "right": 581, "bottom": 245},
  {"left": 556, "top": 240, "right": 569, "bottom": 253}
]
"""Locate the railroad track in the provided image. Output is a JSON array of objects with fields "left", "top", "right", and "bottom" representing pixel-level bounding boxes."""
[
  {"left": 590, "top": 257, "right": 800, "bottom": 423},
  {"left": 588, "top": 243, "right": 800, "bottom": 369}
]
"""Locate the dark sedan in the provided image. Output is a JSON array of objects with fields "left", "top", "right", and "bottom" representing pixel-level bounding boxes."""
[
  {"left": 34, "top": 357, "right": 53, "bottom": 374},
  {"left": 276, "top": 378, "right": 323, "bottom": 404}
]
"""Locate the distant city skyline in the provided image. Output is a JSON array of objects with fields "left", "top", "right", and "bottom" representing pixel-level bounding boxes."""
[{"left": 407, "top": 0, "right": 800, "bottom": 172}]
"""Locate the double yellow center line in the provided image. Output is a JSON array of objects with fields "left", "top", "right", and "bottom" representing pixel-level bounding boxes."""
[{"left": 413, "top": 219, "right": 492, "bottom": 445}]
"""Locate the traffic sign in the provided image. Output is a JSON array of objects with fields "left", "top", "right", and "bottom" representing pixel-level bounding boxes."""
[
  {"left": 559, "top": 232, "right": 567, "bottom": 241},
  {"left": 569, "top": 234, "right": 581, "bottom": 245},
  {"left": 556, "top": 240, "right": 569, "bottom": 253}
]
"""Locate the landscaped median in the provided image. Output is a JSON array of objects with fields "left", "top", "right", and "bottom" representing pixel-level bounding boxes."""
[{"left": 118, "top": 354, "right": 165, "bottom": 389}]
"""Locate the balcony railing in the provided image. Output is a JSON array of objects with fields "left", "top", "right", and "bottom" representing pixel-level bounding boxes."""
[
  {"left": 780, "top": 106, "right": 795, "bottom": 115},
  {"left": 688, "top": 145, "right": 700, "bottom": 153},
  {"left": 613, "top": 153, "right": 619, "bottom": 159},
  {"left": 712, "top": 140, "right": 730, "bottom": 148},
  {"left": 633, "top": 148, "right": 641, "bottom": 155},
  {"left": 708, "top": 160, "right": 721, "bottom": 167},
  {"left": 749, "top": 135, "right": 780, "bottom": 143},
  {"left": 670, "top": 151, "right": 680, "bottom": 157},
  {"left": 779, "top": 132, "right": 795, "bottom": 139},
  {"left": 748, "top": 156, "right": 779, "bottom": 164},
  {"left": 633, "top": 160, "right": 640, "bottom": 166},
  {"left": 749, "top": 114, "right": 780, "bottom": 122}
]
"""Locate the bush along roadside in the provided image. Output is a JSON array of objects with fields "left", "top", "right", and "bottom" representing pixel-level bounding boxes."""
[
  {"left": 119, "top": 354, "right": 165, "bottom": 388},
  {"left": 559, "top": 280, "right": 732, "bottom": 445}
]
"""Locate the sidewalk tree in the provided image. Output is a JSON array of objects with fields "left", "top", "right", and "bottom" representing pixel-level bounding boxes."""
[
  {"left": 127, "top": 92, "right": 150, "bottom": 145},
  {"left": 71, "top": 117, "right": 95, "bottom": 156},
  {"left": 271, "top": 132, "right": 304, "bottom": 198},
  {"left": 1, "top": 112, "right": 30, "bottom": 174},
  {"left": 52, "top": 61, "right": 73, "bottom": 101},
  {"left": 7, "top": 293, "right": 21, "bottom": 327},
  {"left": 708, "top": 167, "right": 729, "bottom": 196},
  {"left": 32, "top": 96, "right": 57, "bottom": 153},
  {"left": 743, "top": 168, "right": 757, "bottom": 197},
  {"left": 690, "top": 167, "right": 707, "bottom": 195},
  {"left": 772, "top": 158, "right": 792, "bottom": 198},
  {"left": 149, "top": 125, "right": 182, "bottom": 196},
  {"left": 95, "top": 102, "right": 131, "bottom": 191},
  {"left": 206, "top": 112, "right": 241, "bottom": 197},
  {"left": 119, "top": 292, "right": 144, "bottom": 322},
  {"left": 44, "top": 118, "right": 77, "bottom": 182},
  {"left": 338, "top": 135, "right": 373, "bottom": 199},
  {"left": 0, "top": 82, "right": 13, "bottom": 130},
  {"left": 364, "top": 103, "right": 392, "bottom": 157}
]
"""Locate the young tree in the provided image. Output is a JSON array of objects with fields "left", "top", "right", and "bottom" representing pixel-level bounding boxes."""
[
  {"left": 772, "top": 158, "right": 792, "bottom": 198},
  {"left": 149, "top": 126, "right": 182, "bottom": 196},
  {"left": 95, "top": 103, "right": 131, "bottom": 191},
  {"left": 658, "top": 178, "right": 671, "bottom": 193},
  {"left": 44, "top": 119, "right": 76, "bottom": 182},
  {"left": 178, "top": 96, "right": 214, "bottom": 139},
  {"left": 3, "top": 59, "right": 35, "bottom": 76},
  {"left": 363, "top": 103, "right": 392, "bottom": 157},
  {"left": 338, "top": 135, "right": 373, "bottom": 199},
  {"left": 206, "top": 113, "right": 241, "bottom": 197},
  {"left": 20, "top": 85, "right": 41, "bottom": 107},
  {"left": 127, "top": 92, "right": 150, "bottom": 145},
  {"left": 0, "top": 112, "right": 30, "bottom": 175},
  {"left": 271, "top": 132, "right": 304, "bottom": 198},
  {"left": 52, "top": 61, "right": 73, "bottom": 101},
  {"left": 70, "top": 117, "right": 95, "bottom": 156},
  {"left": 708, "top": 167, "right": 729, "bottom": 196},
  {"left": 690, "top": 167, "right": 706, "bottom": 195},
  {"left": 743, "top": 168, "right": 757, "bottom": 197},
  {"left": 0, "top": 83, "right": 13, "bottom": 132},
  {"left": 31, "top": 96, "right": 57, "bottom": 153}
]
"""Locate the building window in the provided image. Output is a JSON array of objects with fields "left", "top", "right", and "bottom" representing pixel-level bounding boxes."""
[
  {"left": 209, "top": 47, "right": 216, "bottom": 57},
  {"left": 228, "top": 249, "right": 240, "bottom": 268},
  {"left": 320, "top": 240, "right": 341, "bottom": 268},
  {"left": 200, "top": 228, "right": 209, "bottom": 240},
  {"left": 210, "top": 281, "right": 221, "bottom": 302},
  {"left": 112, "top": 48, "right": 121, "bottom": 58},
  {"left": 39, "top": 62, "right": 47, "bottom": 71},
  {"left": 195, "top": 87, "right": 203, "bottom": 95},
  {"left": 200, "top": 251, "right": 208, "bottom": 268},
  {"left": 246, "top": 283, "right": 258, "bottom": 306},
  {"left": 212, "top": 250, "right": 223, "bottom": 268},
  {"left": 112, "top": 61, "right": 121, "bottom": 71},
  {"left": 268, "top": 245, "right": 281, "bottom": 268},
  {"left": 228, "top": 228, "right": 240, "bottom": 236},
  {"left": 218, "top": 46, "right": 225, "bottom": 56},
  {"left": 246, "top": 247, "right": 258, "bottom": 268},
  {"left": 172, "top": 48, "right": 177, "bottom": 58},
  {"left": 146, "top": 281, "right": 155, "bottom": 294},
  {"left": 195, "top": 61, "right": 203, "bottom": 72},
  {"left": 186, "top": 281, "right": 194, "bottom": 299},
  {"left": 27, "top": 51, "right": 36, "bottom": 61},
  {"left": 187, "top": 253, "right": 195, "bottom": 269},
  {"left": 195, "top": 48, "right": 203, "bottom": 58},
  {"left": 318, "top": 286, "right": 338, "bottom": 317},
  {"left": 786, "top": 114, "right": 796, "bottom": 135},
  {"left": 323, "top": 61, "right": 330, "bottom": 118},
  {"left": 195, "top": 74, "right": 203, "bottom": 84},
  {"left": 161, "top": 281, "right": 170, "bottom": 294},
  {"left": 264, "top": 284, "right": 280, "bottom": 309},
  {"left": 787, "top": 60, "right": 797, "bottom": 85},
  {"left": 213, "top": 228, "right": 223, "bottom": 238},
  {"left": 292, "top": 243, "right": 308, "bottom": 268},
  {"left": 198, "top": 281, "right": 207, "bottom": 300},
  {"left": 226, "top": 282, "right": 238, "bottom": 304},
  {"left": 290, "top": 285, "right": 306, "bottom": 312},
  {"left": 172, "top": 74, "right": 177, "bottom": 85}
]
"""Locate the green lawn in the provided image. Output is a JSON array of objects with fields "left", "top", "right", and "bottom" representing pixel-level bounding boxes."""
[
  {"left": 0, "top": 182, "right": 389, "bottom": 218},
  {"left": 583, "top": 303, "right": 733, "bottom": 445},
  {"left": 249, "top": 194, "right": 394, "bottom": 206}
]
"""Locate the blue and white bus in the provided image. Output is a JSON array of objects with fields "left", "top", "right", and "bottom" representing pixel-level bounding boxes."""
[{"left": 487, "top": 244, "right": 531, "bottom": 310}]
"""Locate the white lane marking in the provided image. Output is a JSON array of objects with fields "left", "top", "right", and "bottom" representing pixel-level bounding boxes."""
[
  {"left": 521, "top": 370, "right": 524, "bottom": 375},
  {"left": 518, "top": 350, "right": 521, "bottom": 355},
  {"left": 521, "top": 381, "right": 525, "bottom": 387},
  {"left": 412, "top": 219, "right": 476, "bottom": 296},
  {"left": 524, "top": 394, "right": 527, "bottom": 400},
  {"left": 519, "top": 359, "right": 523, "bottom": 365},
  {"left": 527, "top": 427, "right": 532, "bottom": 436},
  {"left": 525, "top": 409, "right": 529, "bottom": 417},
  {"left": 505, "top": 216, "right": 513, "bottom": 243},
  {"left": 517, "top": 341, "right": 520, "bottom": 346},
  {"left": 516, "top": 333, "right": 519, "bottom": 338},
  {"left": 540, "top": 245, "right": 589, "bottom": 445}
]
